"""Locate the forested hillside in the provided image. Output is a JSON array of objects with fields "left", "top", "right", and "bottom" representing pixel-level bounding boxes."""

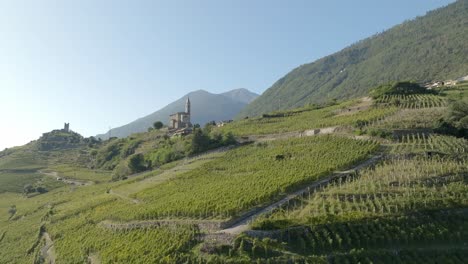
[{"left": 239, "top": 0, "right": 468, "bottom": 117}]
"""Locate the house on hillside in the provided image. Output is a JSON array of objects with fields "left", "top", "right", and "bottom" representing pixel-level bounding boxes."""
[
  {"left": 444, "top": 80, "right": 457, "bottom": 86},
  {"left": 457, "top": 75, "right": 468, "bottom": 82},
  {"left": 216, "top": 120, "right": 233, "bottom": 127}
]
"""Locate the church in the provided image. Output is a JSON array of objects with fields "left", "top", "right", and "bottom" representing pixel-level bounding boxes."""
[{"left": 169, "top": 97, "right": 192, "bottom": 130}]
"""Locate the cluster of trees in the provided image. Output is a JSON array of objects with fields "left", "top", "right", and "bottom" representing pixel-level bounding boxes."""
[
  {"left": 191, "top": 123, "right": 236, "bottom": 154},
  {"left": 93, "top": 137, "right": 143, "bottom": 170},
  {"left": 434, "top": 98, "right": 468, "bottom": 138},
  {"left": 23, "top": 183, "right": 47, "bottom": 195},
  {"left": 143, "top": 123, "right": 236, "bottom": 171},
  {"left": 369, "top": 81, "right": 432, "bottom": 99},
  {"left": 111, "top": 122, "right": 237, "bottom": 181}
]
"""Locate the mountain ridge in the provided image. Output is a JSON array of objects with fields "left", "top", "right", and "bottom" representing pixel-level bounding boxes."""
[
  {"left": 97, "top": 88, "right": 258, "bottom": 139},
  {"left": 238, "top": 0, "right": 468, "bottom": 117}
]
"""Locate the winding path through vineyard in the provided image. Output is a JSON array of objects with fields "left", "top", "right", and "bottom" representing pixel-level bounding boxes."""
[
  {"left": 40, "top": 231, "right": 56, "bottom": 264},
  {"left": 39, "top": 170, "right": 93, "bottom": 186},
  {"left": 220, "top": 154, "right": 383, "bottom": 235},
  {"left": 108, "top": 189, "right": 140, "bottom": 204},
  {"left": 99, "top": 154, "right": 383, "bottom": 239},
  {"left": 87, "top": 253, "right": 101, "bottom": 264}
]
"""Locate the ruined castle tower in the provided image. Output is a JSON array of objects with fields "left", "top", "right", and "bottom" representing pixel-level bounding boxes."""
[{"left": 64, "top": 123, "right": 70, "bottom": 132}]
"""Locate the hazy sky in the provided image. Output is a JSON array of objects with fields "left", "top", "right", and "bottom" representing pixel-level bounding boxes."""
[{"left": 0, "top": 0, "right": 454, "bottom": 150}]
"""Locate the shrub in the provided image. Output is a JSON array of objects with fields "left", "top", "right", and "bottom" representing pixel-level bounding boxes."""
[{"left": 153, "top": 121, "right": 164, "bottom": 130}]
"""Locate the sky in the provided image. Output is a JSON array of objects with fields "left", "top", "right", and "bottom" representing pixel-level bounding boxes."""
[{"left": 0, "top": 0, "right": 455, "bottom": 150}]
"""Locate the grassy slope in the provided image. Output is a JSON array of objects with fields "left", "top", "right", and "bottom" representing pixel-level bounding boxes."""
[{"left": 239, "top": 0, "right": 468, "bottom": 118}]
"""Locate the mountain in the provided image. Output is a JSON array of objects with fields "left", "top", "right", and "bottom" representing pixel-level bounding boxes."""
[
  {"left": 238, "top": 0, "right": 468, "bottom": 118},
  {"left": 97, "top": 88, "right": 258, "bottom": 139},
  {"left": 220, "top": 88, "right": 259, "bottom": 104}
]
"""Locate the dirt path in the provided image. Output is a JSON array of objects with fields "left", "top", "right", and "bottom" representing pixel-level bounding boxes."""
[
  {"left": 242, "top": 126, "right": 339, "bottom": 143},
  {"left": 334, "top": 96, "right": 373, "bottom": 116},
  {"left": 39, "top": 171, "right": 93, "bottom": 186},
  {"left": 100, "top": 219, "right": 224, "bottom": 233},
  {"left": 220, "top": 154, "right": 382, "bottom": 235},
  {"left": 40, "top": 232, "right": 56, "bottom": 264},
  {"left": 88, "top": 252, "right": 101, "bottom": 264}
]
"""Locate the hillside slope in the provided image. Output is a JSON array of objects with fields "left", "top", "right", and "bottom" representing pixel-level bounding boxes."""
[
  {"left": 97, "top": 88, "right": 258, "bottom": 139},
  {"left": 239, "top": 0, "right": 468, "bottom": 117}
]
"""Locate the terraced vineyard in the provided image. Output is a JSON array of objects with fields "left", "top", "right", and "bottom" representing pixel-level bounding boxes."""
[
  {"left": 374, "top": 94, "right": 448, "bottom": 108},
  {"left": 254, "top": 157, "right": 467, "bottom": 224},
  {"left": 48, "top": 218, "right": 199, "bottom": 263},
  {"left": 369, "top": 107, "right": 446, "bottom": 129},
  {"left": 0, "top": 135, "right": 378, "bottom": 263},
  {"left": 103, "top": 136, "right": 379, "bottom": 221},
  {"left": 221, "top": 100, "right": 397, "bottom": 136},
  {"left": 240, "top": 133, "right": 468, "bottom": 262},
  {"left": 389, "top": 134, "right": 468, "bottom": 156},
  {"left": 0, "top": 89, "right": 466, "bottom": 263}
]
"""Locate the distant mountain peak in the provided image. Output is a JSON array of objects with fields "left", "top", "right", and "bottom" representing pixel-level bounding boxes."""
[
  {"left": 96, "top": 88, "right": 258, "bottom": 139},
  {"left": 221, "top": 88, "right": 259, "bottom": 104}
]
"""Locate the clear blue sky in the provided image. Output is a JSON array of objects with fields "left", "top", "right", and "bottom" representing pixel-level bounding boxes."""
[{"left": 0, "top": 0, "right": 454, "bottom": 150}]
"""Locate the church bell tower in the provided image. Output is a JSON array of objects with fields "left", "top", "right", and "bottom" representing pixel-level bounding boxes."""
[
  {"left": 185, "top": 97, "right": 191, "bottom": 124},
  {"left": 185, "top": 97, "right": 191, "bottom": 115}
]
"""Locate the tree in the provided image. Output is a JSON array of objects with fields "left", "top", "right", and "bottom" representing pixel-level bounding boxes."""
[
  {"left": 153, "top": 121, "right": 164, "bottom": 130},
  {"left": 447, "top": 99, "right": 468, "bottom": 124},
  {"left": 459, "top": 116, "right": 468, "bottom": 129},
  {"left": 191, "top": 128, "right": 209, "bottom": 154},
  {"left": 36, "top": 186, "right": 48, "bottom": 194},
  {"left": 23, "top": 184, "right": 34, "bottom": 194},
  {"left": 222, "top": 132, "right": 236, "bottom": 145},
  {"left": 435, "top": 99, "right": 468, "bottom": 138},
  {"left": 128, "top": 153, "right": 146, "bottom": 173}
]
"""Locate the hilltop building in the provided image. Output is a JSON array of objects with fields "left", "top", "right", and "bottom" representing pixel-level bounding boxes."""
[
  {"left": 169, "top": 97, "right": 192, "bottom": 131},
  {"left": 216, "top": 120, "right": 233, "bottom": 127},
  {"left": 63, "top": 123, "right": 70, "bottom": 132}
]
